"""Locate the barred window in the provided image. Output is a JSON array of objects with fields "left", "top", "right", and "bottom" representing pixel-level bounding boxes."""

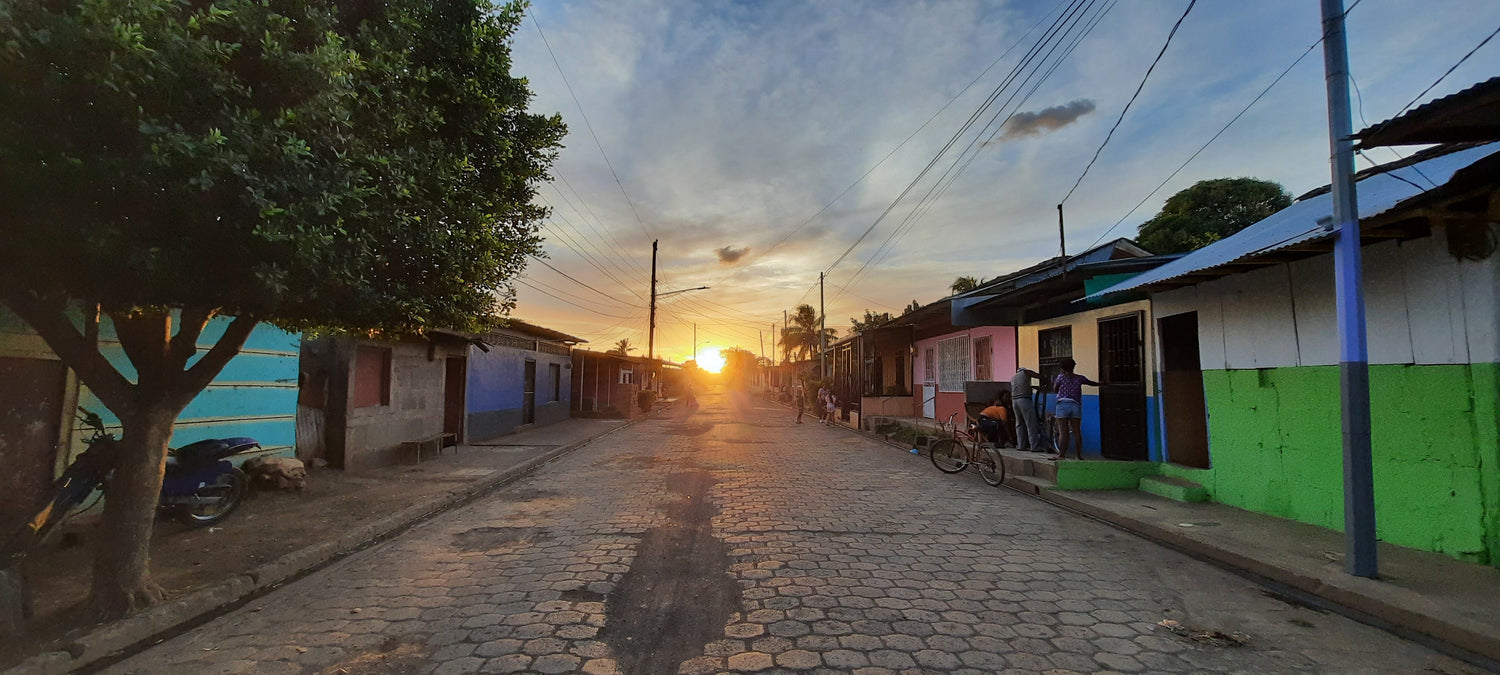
[{"left": 937, "top": 335, "right": 970, "bottom": 393}]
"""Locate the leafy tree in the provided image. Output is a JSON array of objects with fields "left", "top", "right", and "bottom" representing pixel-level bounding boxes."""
[
  {"left": 950, "top": 276, "right": 980, "bottom": 294},
  {"left": 902, "top": 300, "right": 922, "bottom": 315},
  {"left": 719, "top": 347, "right": 759, "bottom": 388},
  {"left": 0, "top": 0, "right": 563, "bottom": 618},
  {"left": 849, "top": 309, "right": 892, "bottom": 333},
  {"left": 779, "top": 304, "right": 836, "bottom": 362},
  {"left": 607, "top": 338, "right": 635, "bottom": 356},
  {"left": 1136, "top": 178, "right": 1292, "bottom": 254}
]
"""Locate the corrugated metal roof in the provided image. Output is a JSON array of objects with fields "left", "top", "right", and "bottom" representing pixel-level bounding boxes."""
[
  {"left": 1088, "top": 142, "right": 1500, "bottom": 298},
  {"left": 1354, "top": 77, "right": 1500, "bottom": 148}
]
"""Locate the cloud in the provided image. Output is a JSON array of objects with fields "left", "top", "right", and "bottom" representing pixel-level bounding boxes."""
[
  {"left": 998, "top": 99, "right": 1097, "bottom": 140},
  {"left": 715, "top": 245, "right": 750, "bottom": 264}
]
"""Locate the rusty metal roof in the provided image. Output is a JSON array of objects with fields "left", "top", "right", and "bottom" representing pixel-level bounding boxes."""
[{"left": 1355, "top": 77, "right": 1500, "bottom": 148}]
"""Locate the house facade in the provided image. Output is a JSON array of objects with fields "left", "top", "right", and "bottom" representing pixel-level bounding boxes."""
[
  {"left": 1095, "top": 141, "right": 1500, "bottom": 565},
  {"left": 888, "top": 299, "right": 1017, "bottom": 423},
  {"left": 571, "top": 350, "right": 645, "bottom": 418},
  {"left": 465, "top": 321, "right": 579, "bottom": 442}
]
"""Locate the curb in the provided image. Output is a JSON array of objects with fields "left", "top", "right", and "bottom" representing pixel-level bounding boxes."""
[
  {"left": 16, "top": 415, "right": 649, "bottom": 675},
  {"left": 787, "top": 398, "right": 1500, "bottom": 669}
]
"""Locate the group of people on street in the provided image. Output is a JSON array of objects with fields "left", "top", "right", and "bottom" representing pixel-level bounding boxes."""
[
  {"left": 791, "top": 382, "right": 839, "bottom": 426},
  {"left": 980, "top": 358, "right": 1098, "bottom": 460}
]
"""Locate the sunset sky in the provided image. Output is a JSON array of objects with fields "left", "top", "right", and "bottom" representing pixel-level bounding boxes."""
[{"left": 504, "top": 0, "right": 1500, "bottom": 363}]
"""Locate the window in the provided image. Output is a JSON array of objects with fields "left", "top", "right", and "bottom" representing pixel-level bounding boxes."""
[
  {"left": 937, "top": 336, "right": 970, "bottom": 392},
  {"left": 1038, "top": 326, "right": 1073, "bottom": 389},
  {"left": 973, "top": 336, "right": 992, "bottom": 381},
  {"left": 352, "top": 346, "right": 391, "bottom": 408},
  {"left": 549, "top": 363, "right": 562, "bottom": 402},
  {"left": 620, "top": 369, "right": 634, "bottom": 385},
  {"left": 923, "top": 348, "right": 936, "bottom": 384}
]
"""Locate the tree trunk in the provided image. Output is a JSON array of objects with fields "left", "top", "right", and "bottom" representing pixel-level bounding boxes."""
[{"left": 88, "top": 405, "right": 174, "bottom": 619}]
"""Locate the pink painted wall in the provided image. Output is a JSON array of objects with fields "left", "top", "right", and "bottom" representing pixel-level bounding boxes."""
[{"left": 911, "top": 326, "right": 1017, "bottom": 421}]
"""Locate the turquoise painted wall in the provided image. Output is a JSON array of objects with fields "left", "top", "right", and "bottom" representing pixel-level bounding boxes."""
[{"left": 1196, "top": 363, "right": 1500, "bottom": 565}]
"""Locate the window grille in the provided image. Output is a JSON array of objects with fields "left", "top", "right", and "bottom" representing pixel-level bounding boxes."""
[{"left": 937, "top": 336, "right": 970, "bottom": 392}]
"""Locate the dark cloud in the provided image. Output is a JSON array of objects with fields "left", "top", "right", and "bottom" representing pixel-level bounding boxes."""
[
  {"left": 715, "top": 245, "right": 750, "bottom": 264},
  {"left": 998, "top": 99, "right": 1097, "bottom": 140}
]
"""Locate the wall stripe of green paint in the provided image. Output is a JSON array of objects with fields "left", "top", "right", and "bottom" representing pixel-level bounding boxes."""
[{"left": 1198, "top": 363, "right": 1499, "bottom": 566}]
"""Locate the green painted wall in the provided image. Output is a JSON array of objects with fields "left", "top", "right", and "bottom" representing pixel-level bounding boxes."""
[{"left": 1198, "top": 363, "right": 1500, "bottom": 565}]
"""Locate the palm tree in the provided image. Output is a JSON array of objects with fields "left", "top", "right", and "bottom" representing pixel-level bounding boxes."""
[
  {"left": 607, "top": 338, "right": 635, "bottom": 356},
  {"left": 780, "top": 304, "right": 837, "bottom": 362},
  {"left": 950, "top": 276, "right": 980, "bottom": 294}
]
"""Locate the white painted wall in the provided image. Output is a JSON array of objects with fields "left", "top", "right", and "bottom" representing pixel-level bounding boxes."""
[
  {"left": 1017, "top": 299, "right": 1157, "bottom": 396},
  {"left": 1152, "top": 228, "right": 1500, "bottom": 368}
]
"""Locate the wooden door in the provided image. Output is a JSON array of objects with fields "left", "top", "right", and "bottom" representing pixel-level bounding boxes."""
[
  {"left": 1097, "top": 314, "right": 1148, "bottom": 460},
  {"left": 1159, "top": 313, "right": 1210, "bottom": 468},
  {"left": 522, "top": 360, "right": 537, "bottom": 424},
  {"left": 0, "top": 357, "right": 67, "bottom": 530},
  {"left": 443, "top": 357, "right": 466, "bottom": 441}
]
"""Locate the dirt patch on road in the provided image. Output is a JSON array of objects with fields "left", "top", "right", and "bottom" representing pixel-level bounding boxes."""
[
  {"left": 491, "top": 489, "right": 561, "bottom": 502},
  {"left": 315, "top": 635, "right": 431, "bottom": 675},
  {"left": 664, "top": 423, "right": 716, "bottom": 437},
  {"left": 601, "top": 470, "right": 740, "bottom": 675},
  {"left": 452, "top": 527, "right": 552, "bottom": 552}
]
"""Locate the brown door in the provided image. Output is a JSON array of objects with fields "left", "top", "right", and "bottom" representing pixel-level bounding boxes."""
[
  {"left": 1159, "top": 313, "right": 1210, "bottom": 468},
  {"left": 0, "top": 357, "right": 67, "bottom": 530},
  {"left": 443, "top": 357, "right": 466, "bottom": 442},
  {"left": 1098, "top": 314, "right": 1148, "bottom": 460},
  {"left": 522, "top": 360, "right": 536, "bottom": 424}
]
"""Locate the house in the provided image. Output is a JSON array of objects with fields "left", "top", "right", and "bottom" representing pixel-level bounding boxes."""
[
  {"left": 301, "top": 331, "right": 477, "bottom": 470},
  {"left": 880, "top": 298, "right": 1015, "bottom": 424},
  {"left": 1091, "top": 140, "right": 1500, "bottom": 565},
  {"left": 571, "top": 350, "right": 646, "bottom": 417},
  {"left": 465, "top": 320, "right": 581, "bottom": 442},
  {"left": 1, "top": 309, "right": 299, "bottom": 523},
  {"left": 952, "top": 239, "right": 1175, "bottom": 460}
]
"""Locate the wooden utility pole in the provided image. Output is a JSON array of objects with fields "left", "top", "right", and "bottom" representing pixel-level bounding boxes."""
[
  {"left": 819, "top": 272, "right": 827, "bottom": 379},
  {"left": 647, "top": 239, "right": 659, "bottom": 361},
  {"left": 1056, "top": 204, "right": 1067, "bottom": 260}
]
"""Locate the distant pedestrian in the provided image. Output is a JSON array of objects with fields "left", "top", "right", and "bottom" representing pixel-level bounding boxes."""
[
  {"left": 1052, "top": 357, "right": 1099, "bottom": 460},
  {"left": 825, "top": 393, "right": 838, "bottom": 426},
  {"left": 978, "top": 394, "right": 1011, "bottom": 447},
  {"left": 817, "top": 386, "right": 829, "bottom": 423},
  {"left": 1010, "top": 367, "right": 1043, "bottom": 451},
  {"left": 793, "top": 383, "right": 806, "bottom": 423}
]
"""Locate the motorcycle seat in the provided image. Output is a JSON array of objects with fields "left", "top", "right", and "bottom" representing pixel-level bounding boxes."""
[{"left": 173, "top": 437, "right": 260, "bottom": 462}]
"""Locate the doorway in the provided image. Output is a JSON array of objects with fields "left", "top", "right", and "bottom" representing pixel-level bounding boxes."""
[
  {"left": 1158, "top": 312, "right": 1210, "bottom": 468},
  {"left": 443, "top": 357, "right": 466, "bottom": 443},
  {"left": 1097, "top": 313, "right": 1148, "bottom": 460},
  {"left": 522, "top": 360, "right": 537, "bottom": 425}
]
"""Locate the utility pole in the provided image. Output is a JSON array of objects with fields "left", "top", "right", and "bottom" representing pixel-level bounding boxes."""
[
  {"left": 819, "top": 272, "right": 827, "bottom": 380},
  {"left": 783, "top": 309, "right": 789, "bottom": 364},
  {"left": 1321, "top": 0, "right": 1376, "bottom": 578},
  {"left": 693, "top": 323, "right": 698, "bottom": 363},
  {"left": 648, "top": 239, "right": 659, "bottom": 362},
  {"left": 758, "top": 330, "right": 765, "bottom": 360},
  {"left": 1056, "top": 204, "right": 1067, "bottom": 260}
]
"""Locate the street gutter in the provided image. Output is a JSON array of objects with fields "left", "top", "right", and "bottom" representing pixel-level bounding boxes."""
[{"left": 15, "top": 412, "right": 653, "bottom": 675}]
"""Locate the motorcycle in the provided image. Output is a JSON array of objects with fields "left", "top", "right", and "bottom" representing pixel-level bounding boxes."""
[{"left": 1, "top": 409, "right": 258, "bottom": 570}]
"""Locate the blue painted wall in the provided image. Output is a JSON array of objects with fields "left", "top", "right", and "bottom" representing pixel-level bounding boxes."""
[
  {"left": 466, "top": 344, "right": 571, "bottom": 441},
  {"left": 1038, "top": 393, "right": 1163, "bottom": 460}
]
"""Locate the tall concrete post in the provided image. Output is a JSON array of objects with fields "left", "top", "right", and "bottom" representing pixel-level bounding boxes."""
[
  {"left": 1321, "top": 0, "right": 1377, "bottom": 578},
  {"left": 647, "top": 239, "right": 658, "bottom": 362},
  {"left": 819, "top": 272, "right": 827, "bottom": 380}
]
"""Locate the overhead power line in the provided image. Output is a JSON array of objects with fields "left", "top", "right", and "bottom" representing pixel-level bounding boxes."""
[
  {"left": 528, "top": 7, "right": 654, "bottom": 240},
  {"left": 527, "top": 256, "right": 638, "bottom": 307},
  {"left": 1377, "top": 23, "right": 1500, "bottom": 133},
  {"left": 516, "top": 279, "right": 637, "bottom": 319},
  {"left": 1060, "top": 0, "right": 1197, "bottom": 205}
]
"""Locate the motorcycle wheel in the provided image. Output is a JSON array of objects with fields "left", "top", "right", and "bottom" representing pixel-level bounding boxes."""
[{"left": 175, "top": 468, "right": 248, "bottom": 527}]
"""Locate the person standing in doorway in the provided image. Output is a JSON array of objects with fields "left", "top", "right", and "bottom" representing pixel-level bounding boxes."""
[
  {"left": 1010, "top": 367, "right": 1044, "bottom": 451},
  {"left": 1052, "top": 357, "right": 1099, "bottom": 460}
]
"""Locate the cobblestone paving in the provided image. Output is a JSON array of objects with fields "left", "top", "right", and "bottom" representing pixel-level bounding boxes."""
[{"left": 106, "top": 391, "right": 1479, "bottom": 675}]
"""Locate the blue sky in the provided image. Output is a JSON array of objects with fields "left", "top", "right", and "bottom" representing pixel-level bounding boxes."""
[{"left": 506, "top": 0, "right": 1500, "bottom": 361}]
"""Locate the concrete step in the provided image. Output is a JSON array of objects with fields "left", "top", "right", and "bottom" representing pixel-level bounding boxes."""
[{"left": 1138, "top": 475, "right": 1209, "bottom": 503}]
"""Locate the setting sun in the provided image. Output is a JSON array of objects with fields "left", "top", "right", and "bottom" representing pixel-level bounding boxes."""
[{"left": 696, "top": 346, "right": 725, "bottom": 373}]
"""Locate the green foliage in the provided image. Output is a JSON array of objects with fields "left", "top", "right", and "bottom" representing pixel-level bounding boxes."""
[
  {"left": 608, "top": 338, "right": 635, "bottom": 356},
  {"left": 902, "top": 300, "right": 922, "bottom": 315},
  {"left": 780, "top": 303, "right": 836, "bottom": 361},
  {"left": 636, "top": 389, "right": 656, "bottom": 413},
  {"left": 950, "top": 276, "right": 980, "bottom": 294},
  {"left": 849, "top": 309, "right": 892, "bottom": 334},
  {"left": 0, "top": 0, "right": 565, "bottom": 335},
  {"left": 719, "top": 347, "right": 759, "bottom": 388},
  {"left": 1135, "top": 177, "right": 1292, "bottom": 254}
]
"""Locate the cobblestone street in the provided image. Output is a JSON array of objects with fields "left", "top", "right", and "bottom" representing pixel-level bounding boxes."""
[{"left": 105, "top": 391, "right": 1478, "bottom": 675}]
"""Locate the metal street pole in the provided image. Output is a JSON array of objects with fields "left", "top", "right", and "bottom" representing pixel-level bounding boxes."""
[
  {"left": 1320, "top": 0, "right": 1377, "bottom": 578},
  {"left": 648, "top": 239, "right": 658, "bottom": 389}
]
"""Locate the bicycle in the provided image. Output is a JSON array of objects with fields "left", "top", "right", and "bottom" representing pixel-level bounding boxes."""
[{"left": 929, "top": 412, "right": 1005, "bottom": 487}]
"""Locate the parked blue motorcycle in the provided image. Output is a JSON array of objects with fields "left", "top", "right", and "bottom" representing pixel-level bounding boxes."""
[{"left": 1, "top": 409, "right": 258, "bottom": 570}]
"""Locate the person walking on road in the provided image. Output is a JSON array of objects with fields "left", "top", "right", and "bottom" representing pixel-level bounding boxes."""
[
  {"left": 1052, "top": 357, "right": 1099, "bottom": 460},
  {"left": 793, "top": 382, "right": 806, "bottom": 423},
  {"left": 1010, "top": 367, "right": 1044, "bottom": 451},
  {"left": 825, "top": 393, "right": 838, "bottom": 427}
]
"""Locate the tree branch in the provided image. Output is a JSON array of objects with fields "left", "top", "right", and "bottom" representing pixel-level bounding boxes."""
[
  {"left": 112, "top": 311, "right": 171, "bottom": 391},
  {"left": 176, "top": 315, "right": 258, "bottom": 403},
  {"left": 168, "top": 307, "right": 216, "bottom": 372},
  {"left": 2, "top": 293, "right": 135, "bottom": 416}
]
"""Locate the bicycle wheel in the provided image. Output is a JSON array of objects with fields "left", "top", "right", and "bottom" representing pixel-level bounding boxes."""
[
  {"left": 975, "top": 447, "right": 1004, "bottom": 487},
  {"left": 930, "top": 439, "right": 966, "bottom": 473}
]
